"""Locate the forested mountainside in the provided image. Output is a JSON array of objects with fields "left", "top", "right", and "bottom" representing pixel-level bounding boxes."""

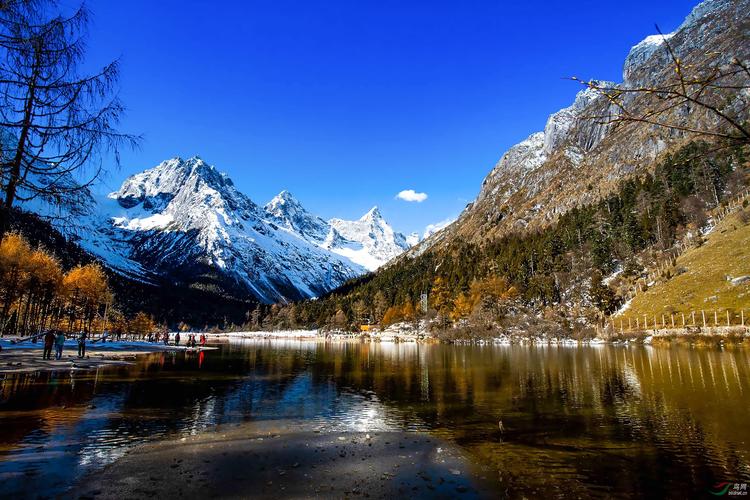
[
  {"left": 270, "top": 0, "right": 750, "bottom": 335},
  {"left": 3, "top": 0, "right": 747, "bottom": 336},
  {"left": 276, "top": 143, "right": 748, "bottom": 333}
]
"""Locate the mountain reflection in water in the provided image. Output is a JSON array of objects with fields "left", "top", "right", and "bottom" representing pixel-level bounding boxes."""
[{"left": 0, "top": 341, "right": 748, "bottom": 497}]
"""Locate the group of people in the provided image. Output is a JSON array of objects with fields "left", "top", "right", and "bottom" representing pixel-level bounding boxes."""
[
  {"left": 42, "top": 330, "right": 87, "bottom": 360},
  {"left": 187, "top": 333, "right": 206, "bottom": 347},
  {"left": 172, "top": 332, "right": 206, "bottom": 348},
  {"left": 38, "top": 330, "right": 208, "bottom": 360}
]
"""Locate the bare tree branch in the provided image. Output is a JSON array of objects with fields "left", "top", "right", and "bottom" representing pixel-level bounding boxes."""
[
  {"left": 0, "top": 1, "right": 140, "bottom": 234},
  {"left": 571, "top": 24, "right": 750, "bottom": 147}
]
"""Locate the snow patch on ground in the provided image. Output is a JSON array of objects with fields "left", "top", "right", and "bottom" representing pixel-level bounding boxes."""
[
  {"left": 211, "top": 330, "right": 321, "bottom": 339},
  {"left": 603, "top": 264, "right": 623, "bottom": 285},
  {"left": 0, "top": 338, "right": 188, "bottom": 352},
  {"left": 614, "top": 297, "right": 634, "bottom": 316}
]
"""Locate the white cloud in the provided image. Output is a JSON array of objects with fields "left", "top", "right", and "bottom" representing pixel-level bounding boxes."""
[
  {"left": 423, "top": 217, "right": 455, "bottom": 239},
  {"left": 396, "top": 189, "right": 428, "bottom": 203}
]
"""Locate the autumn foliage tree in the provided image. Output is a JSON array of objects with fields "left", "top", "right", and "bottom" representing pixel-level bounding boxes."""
[
  {"left": 63, "top": 263, "right": 111, "bottom": 334},
  {"left": 0, "top": 232, "right": 156, "bottom": 338},
  {"left": 128, "top": 311, "right": 155, "bottom": 339},
  {"left": 381, "top": 305, "right": 403, "bottom": 327},
  {"left": 401, "top": 301, "right": 416, "bottom": 322},
  {"left": 450, "top": 276, "right": 520, "bottom": 324},
  {"left": 430, "top": 276, "right": 452, "bottom": 319},
  {"left": 19, "top": 245, "right": 62, "bottom": 333},
  {"left": 450, "top": 293, "right": 473, "bottom": 321},
  {"left": 0, "top": 232, "right": 31, "bottom": 328}
]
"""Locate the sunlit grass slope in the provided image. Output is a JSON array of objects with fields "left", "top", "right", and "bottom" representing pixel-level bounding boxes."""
[{"left": 621, "top": 211, "right": 750, "bottom": 324}]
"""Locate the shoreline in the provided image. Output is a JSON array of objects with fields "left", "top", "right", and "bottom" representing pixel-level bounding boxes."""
[
  {"left": 71, "top": 421, "right": 495, "bottom": 499},
  {"left": 209, "top": 327, "right": 750, "bottom": 347},
  {"left": 3, "top": 325, "right": 747, "bottom": 375},
  {"left": 0, "top": 339, "right": 217, "bottom": 374}
]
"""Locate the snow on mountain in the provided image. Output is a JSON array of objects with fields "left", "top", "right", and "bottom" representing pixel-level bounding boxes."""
[
  {"left": 19, "top": 156, "right": 414, "bottom": 302},
  {"left": 623, "top": 34, "right": 674, "bottom": 84},
  {"left": 262, "top": 191, "right": 412, "bottom": 271},
  {"left": 405, "top": 232, "right": 420, "bottom": 246},
  {"left": 327, "top": 207, "right": 411, "bottom": 271},
  {"left": 264, "top": 190, "right": 330, "bottom": 244},
  {"left": 96, "top": 156, "right": 382, "bottom": 303},
  {"left": 399, "top": 218, "right": 456, "bottom": 249},
  {"left": 422, "top": 218, "right": 455, "bottom": 240},
  {"left": 434, "top": 0, "right": 750, "bottom": 248}
]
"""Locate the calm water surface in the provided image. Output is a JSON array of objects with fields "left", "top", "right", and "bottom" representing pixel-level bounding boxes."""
[{"left": 0, "top": 341, "right": 748, "bottom": 498}]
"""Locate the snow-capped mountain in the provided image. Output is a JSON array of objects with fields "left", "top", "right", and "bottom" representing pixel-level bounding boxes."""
[
  {"left": 264, "top": 190, "right": 330, "bottom": 244},
  {"left": 42, "top": 156, "right": 413, "bottom": 303},
  {"left": 263, "top": 190, "right": 411, "bottom": 271},
  {"left": 327, "top": 207, "right": 411, "bottom": 271},
  {"left": 405, "top": 232, "right": 420, "bottom": 246}
]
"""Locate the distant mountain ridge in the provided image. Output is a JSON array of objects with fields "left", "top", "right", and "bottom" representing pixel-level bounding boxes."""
[
  {"left": 263, "top": 190, "right": 411, "bottom": 271},
  {"left": 35, "top": 156, "right": 412, "bottom": 304}
]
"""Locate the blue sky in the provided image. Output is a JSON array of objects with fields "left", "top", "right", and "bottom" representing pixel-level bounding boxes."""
[{"left": 80, "top": 0, "right": 698, "bottom": 236}]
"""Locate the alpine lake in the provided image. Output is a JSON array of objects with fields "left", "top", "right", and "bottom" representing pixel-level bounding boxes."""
[{"left": 0, "top": 339, "right": 748, "bottom": 498}]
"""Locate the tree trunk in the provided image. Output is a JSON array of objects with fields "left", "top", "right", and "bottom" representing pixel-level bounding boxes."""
[{"left": 1, "top": 46, "right": 39, "bottom": 236}]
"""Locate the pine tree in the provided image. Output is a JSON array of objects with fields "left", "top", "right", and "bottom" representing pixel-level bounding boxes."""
[{"left": 373, "top": 291, "right": 388, "bottom": 324}]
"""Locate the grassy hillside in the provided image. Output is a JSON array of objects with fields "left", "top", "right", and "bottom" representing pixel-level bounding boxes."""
[{"left": 616, "top": 210, "right": 750, "bottom": 327}]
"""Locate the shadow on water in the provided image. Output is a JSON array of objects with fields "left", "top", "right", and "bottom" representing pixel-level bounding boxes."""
[{"left": 0, "top": 341, "right": 748, "bottom": 497}]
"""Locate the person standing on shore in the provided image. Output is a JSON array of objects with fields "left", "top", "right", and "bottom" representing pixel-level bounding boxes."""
[
  {"left": 174, "top": 332, "right": 180, "bottom": 346},
  {"left": 54, "top": 331, "right": 66, "bottom": 360},
  {"left": 43, "top": 330, "right": 55, "bottom": 360},
  {"left": 77, "top": 332, "right": 86, "bottom": 358}
]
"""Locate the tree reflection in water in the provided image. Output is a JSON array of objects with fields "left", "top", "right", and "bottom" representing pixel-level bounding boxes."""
[{"left": 0, "top": 341, "right": 748, "bottom": 497}]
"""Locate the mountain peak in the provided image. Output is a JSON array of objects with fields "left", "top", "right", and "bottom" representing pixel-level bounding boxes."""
[
  {"left": 268, "top": 189, "right": 299, "bottom": 206},
  {"left": 266, "top": 190, "right": 305, "bottom": 215},
  {"left": 184, "top": 155, "right": 218, "bottom": 175},
  {"left": 264, "top": 190, "right": 330, "bottom": 244},
  {"left": 329, "top": 206, "right": 409, "bottom": 271},
  {"left": 111, "top": 155, "right": 240, "bottom": 212},
  {"left": 153, "top": 155, "right": 215, "bottom": 178},
  {"left": 361, "top": 206, "right": 382, "bottom": 221}
]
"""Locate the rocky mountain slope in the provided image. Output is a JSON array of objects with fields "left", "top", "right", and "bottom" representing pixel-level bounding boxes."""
[
  {"left": 414, "top": 0, "right": 749, "bottom": 252},
  {"left": 277, "top": 0, "right": 749, "bottom": 334},
  {"left": 37, "top": 156, "right": 411, "bottom": 304}
]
